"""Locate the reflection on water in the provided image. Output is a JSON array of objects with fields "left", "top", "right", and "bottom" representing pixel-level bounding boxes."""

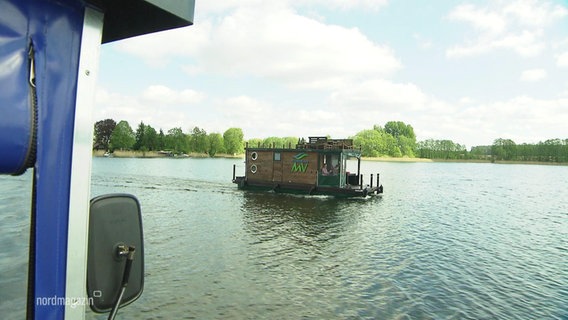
[{"left": 1, "top": 158, "right": 566, "bottom": 319}]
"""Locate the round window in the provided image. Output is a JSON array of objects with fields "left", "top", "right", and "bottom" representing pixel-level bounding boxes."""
[
  {"left": 250, "top": 164, "right": 258, "bottom": 173},
  {"left": 251, "top": 151, "right": 258, "bottom": 161}
]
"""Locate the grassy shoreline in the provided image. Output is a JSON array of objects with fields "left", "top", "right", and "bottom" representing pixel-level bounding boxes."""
[
  {"left": 93, "top": 151, "right": 566, "bottom": 165},
  {"left": 93, "top": 150, "right": 244, "bottom": 159},
  {"left": 363, "top": 156, "right": 567, "bottom": 166}
]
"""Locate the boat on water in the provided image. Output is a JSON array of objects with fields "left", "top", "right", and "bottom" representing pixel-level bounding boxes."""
[{"left": 233, "top": 137, "right": 384, "bottom": 197}]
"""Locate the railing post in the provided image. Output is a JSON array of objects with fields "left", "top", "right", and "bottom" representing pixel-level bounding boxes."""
[
  {"left": 360, "top": 175, "right": 363, "bottom": 190},
  {"left": 233, "top": 164, "right": 236, "bottom": 181},
  {"left": 370, "top": 174, "right": 373, "bottom": 188}
]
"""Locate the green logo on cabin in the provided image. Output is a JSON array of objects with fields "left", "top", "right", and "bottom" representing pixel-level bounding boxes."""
[
  {"left": 293, "top": 153, "right": 308, "bottom": 160},
  {"left": 291, "top": 153, "right": 309, "bottom": 173}
]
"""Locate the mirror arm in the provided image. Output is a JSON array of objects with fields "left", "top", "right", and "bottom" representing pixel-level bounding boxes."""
[{"left": 108, "top": 245, "right": 136, "bottom": 320}]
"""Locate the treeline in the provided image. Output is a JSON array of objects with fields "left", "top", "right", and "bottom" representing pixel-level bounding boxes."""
[
  {"left": 416, "top": 138, "right": 568, "bottom": 162},
  {"left": 417, "top": 139, "right": 467, "bottom": 159},
  {"left": 95, "top": 119, "right": 568, "bottom": 163},
  {"left": 486, "top": 138, "right": 568, "bottom": 162},
  {"left": 93, "top": 119, "right": 245, "bottom": 156},
  {"left": 352, "top": 122, "right": 567, "bottom": 163}
]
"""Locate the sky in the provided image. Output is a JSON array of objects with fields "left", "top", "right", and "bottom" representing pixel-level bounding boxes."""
[{"left": 93, "top": 0, "right": 568, "bottom": 148}]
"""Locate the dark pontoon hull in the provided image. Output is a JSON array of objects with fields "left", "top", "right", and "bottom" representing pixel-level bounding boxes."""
[{"left": 233, "top": 177, "right": 383, "bottom": 198}]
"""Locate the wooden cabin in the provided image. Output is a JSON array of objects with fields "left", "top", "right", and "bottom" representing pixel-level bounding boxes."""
[{"left": 232, "top": 137, "right": 383, "bottom": 197}]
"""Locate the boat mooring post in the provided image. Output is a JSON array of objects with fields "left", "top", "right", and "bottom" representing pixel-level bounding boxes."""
[
  {"left": 357, "top": 157, "right": 361, "bottom": 180},
  {"left": 232, "top": 164, "right": 236, "bottom": 181},
  {"left": 360, "top": 175, "right": 363, "bottom": 190},
  {"left": 370, "top": 174, "right": 373, "bottom": 188}
]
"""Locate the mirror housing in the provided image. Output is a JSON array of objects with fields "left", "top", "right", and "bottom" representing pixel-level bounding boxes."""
[{"left": 87, "top": 194, "right": 144, "bottom": 313}]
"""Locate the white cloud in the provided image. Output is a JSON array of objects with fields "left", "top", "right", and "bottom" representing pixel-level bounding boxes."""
[
  {"left": 446, "top": 0, "right": 566, "bottom": 58},
  {"left": 141, "top": 85, "right": 206, "bottom": 105},
  {"left": 197, "top": 0, "right": 388, "bottom": 14},
  {"left": 94, "top": 86, "right": 207, "bottom": 132},
  {"left": 409, "top": 94, "right": 568, "bottom": 147},
  {"left": 448, "top": 3, "right": 506, "bottom": 34},
  {"left": 115, "top": 4, "right": 401, "bottom": 90},
  {"left": 201, "top": 6, "right": 401, "bottom": 89},
  {"left": 459, "top": 97, "right": 474, "bottom": 104},
  {"left": 413, "top": 33, "right": 433, "bottom": 49},
  {"left": 557, "top": 51, "right": 568, "bottom": 67},
  {"left": 446, "top": 29, "right": 545, "bottom": 57},
  {"left": 303, "top": 0, "right": 388, "bottom": 11},
  {"left": 329, "top": 79, "right": 430, "bottom": 111},
  {"left": 503, "top": 0, "right": 568, "bottom": 27},
  {"left": 520, "top": 68, "right": 547, "bottom": 82}
]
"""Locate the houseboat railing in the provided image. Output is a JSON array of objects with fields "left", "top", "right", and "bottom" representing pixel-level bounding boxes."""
[{"left": 245, "top": 138, "right": 364, "bottom": 152}]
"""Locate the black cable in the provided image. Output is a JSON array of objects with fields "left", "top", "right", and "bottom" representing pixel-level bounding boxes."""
[
  {"left": 25, "top": 41, "right": 39, "bottom": 320},
  {"left": 108, "top": 246, "right": 136, "bottom": 320},
  {"left": 26, "top": 172, "right": 37, "bottom": 320}
]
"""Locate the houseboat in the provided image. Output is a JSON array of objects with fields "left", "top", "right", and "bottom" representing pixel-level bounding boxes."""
[{"left": 232, "top": 137, "right": 384, "bottom": 197}]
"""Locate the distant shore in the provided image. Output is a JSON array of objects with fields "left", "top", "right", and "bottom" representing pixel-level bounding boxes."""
[
  {"left": 363, "top": 156, "right": 567, "bottom": 166},
  {"left": 362, "top": 156, "right": 433, "bottom": 163},
  {"left": 93, "top": 150, "right": 243, "bottom": 159},
  {"left": 93, "top": 151, "right": 566, "bottom": 166}
]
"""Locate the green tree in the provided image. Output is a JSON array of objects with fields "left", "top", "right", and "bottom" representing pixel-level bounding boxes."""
[
  {"left": 417, "top": 139, "right": 466, "bottom": 159},
  {"left": 262, "top": 137, "right": 284, "bottom": 148},
  {"left": 352, "top": 129, "right": 383, "bottom": 157},
  {"left": 133, "top": 122, "right": 159, "bottom": 151},
  {"left": 282, "top": 136, "right": 299, "bottom": 149},
  {"left": 207, "top": 133, "right": 224, "bottom": 157},
  {"left": 110, "top": 120, "right": 135, "bottom": 151},
  {"left": 492, "top": 138, "right": 516, "bottom": 160},
  {"left": 352, "top": 128, "right": 401, "bottom": 157},
  {"left": 165, "top": 127, "right": 188, "bottom": 154},
  {"left": 224, "top": 128, "right": 244, "bottom": 155},
  {"left": 157, "top": 129, "right": 165, "bottom": 150},
  {"left": 144, "top": 125, "right": 158, "bottom": 151},
  {"left": 246, "top": 138, "right": 263, "bottom": 148},
  {"left": 384, "top": 121, "right": 416, "bottom": 139},
  {"left": 134, "top": 121, "right": 146, "bottom": 151},
  {"left": 93, "top": 118, "right": 116, "bottom": 150},
  {"left": 470, "top": 145, "right": 491, "bottom": 160},
  {"left": 383, "top": 121, "right": 416, "bottom": 157},
  {"left": 190, "top": 126, "right": 208, "bottom": 153}
]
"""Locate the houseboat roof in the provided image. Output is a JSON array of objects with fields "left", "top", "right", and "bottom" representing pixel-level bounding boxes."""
[
  {"left": 247, "top": 137, "right": 360, "bottom": 155},
  {"left": 296, "top": 137, "right": 355, "bottom": 150}
]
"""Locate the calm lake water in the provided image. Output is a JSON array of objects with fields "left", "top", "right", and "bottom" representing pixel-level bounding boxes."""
[{"left": 1, "top": 158, "right": 567, "bottom": 319}]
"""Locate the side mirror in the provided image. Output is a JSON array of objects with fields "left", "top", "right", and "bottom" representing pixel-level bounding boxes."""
[{"left": 87, "top": 194, "right": 144, "bottom": 315}]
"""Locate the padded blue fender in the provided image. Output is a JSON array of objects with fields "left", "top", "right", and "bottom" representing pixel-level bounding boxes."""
[{"left": 0, "top": 1, "right": 35, "bottom": 174}]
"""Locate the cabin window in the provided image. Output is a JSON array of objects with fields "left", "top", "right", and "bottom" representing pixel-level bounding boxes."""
[
  {"left": 251, "top": 151, "right": 258, "bottom": 161},
  {"left": 321, "top": 154, "right": 340, "bottom": 176},
  {"left": 274, "top": 152, "right": 281, "bottom": 161}
]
